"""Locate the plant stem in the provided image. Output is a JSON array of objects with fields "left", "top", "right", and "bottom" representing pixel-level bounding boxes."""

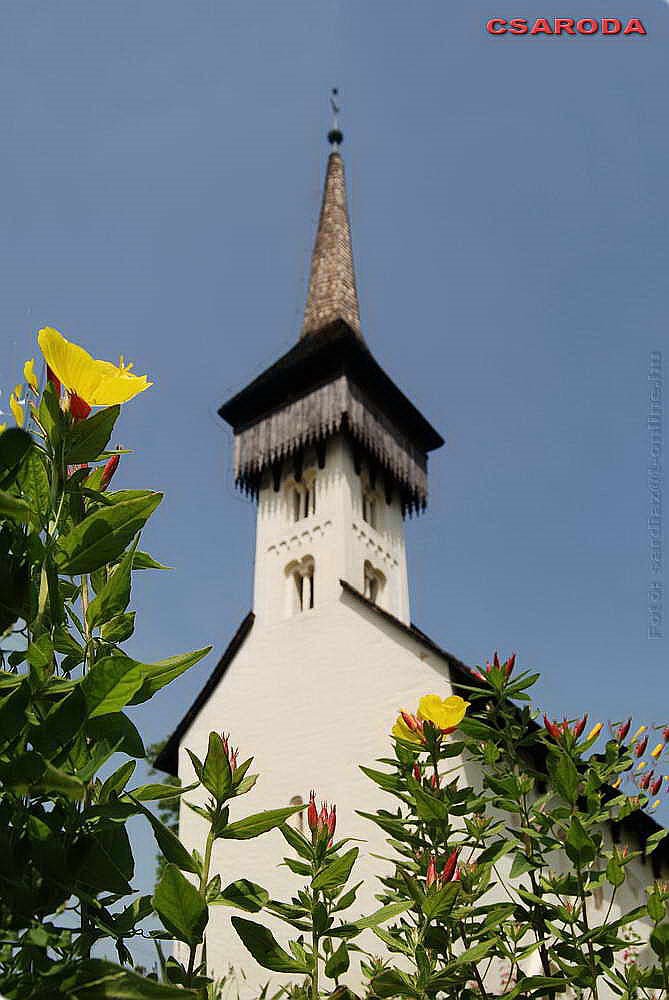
[
  {"left": 80, "top": 574, "right": 91, "bottom": 674},
  {"left": 186, "top": 822, "right": 216, "bottom": 988},
  {"left": 312, "top": 888, "right": 320, "bottom": 1000}
]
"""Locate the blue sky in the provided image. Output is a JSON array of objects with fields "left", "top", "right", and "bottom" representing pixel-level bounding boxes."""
[{"left": 1, "top": 0, "right": 667, "bottom": 967}]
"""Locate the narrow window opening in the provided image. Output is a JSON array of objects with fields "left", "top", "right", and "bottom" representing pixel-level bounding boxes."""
[
  {"left": 286, "top": 556, "right": 315, "bottom": 615},
  {"left": 363, "top": 560, "right": 385, "bottom": 606}
]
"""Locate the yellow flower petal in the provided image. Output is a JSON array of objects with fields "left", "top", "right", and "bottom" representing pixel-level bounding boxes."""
[
  {"left": 586, "top": 722, "right": 603, "bottom": 741},
  {"left": 38, "top": 327, "right": 152, "bottom": 406},
  {"left": 13, "top": 383, "right": 23, "bottom": 399},
  {"left": 632, "top": 725, "right": 647, "bottom": 741},
  {"left": 0, "top": 423, "right": 6, "bottom": 434},
  {"left": 391, "top": 715, "right": 423, "bottom": 744},
  {"left": 9, "top": 394, "right": 25, "bottom": 428},
  {"left": 418, "top": 694, "right": 469, "bottom": 732},
  {"left": 23, "top": 358, "right": 38, "bottom": 393},
  {"left": 651, "top": 743, "right": 664, "bottom": 759}
]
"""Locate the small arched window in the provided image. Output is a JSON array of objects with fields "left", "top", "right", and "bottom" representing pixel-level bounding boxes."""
[
  {"left": 287, "top": 473, "right": 317, "bottom": 522},
  {"left": 364, "top": 560, "right": 385, "bottom": 605},
  {"left": 286, "top": 556, "right": 315, "bottom": 614}
]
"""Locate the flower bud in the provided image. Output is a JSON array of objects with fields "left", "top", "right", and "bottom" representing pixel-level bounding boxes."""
[
  {"left": 616, "top": 719, "right": 632, "bottom": 742},
  {"left": 442, "top": 848, "right": 459, "bottom": 883},
  {"left": 650, "top": 776, "right": 663, "bottom": 796},
  {"left": 504, "top": 653, "right": 516, "bottom": 678},
  {"left": 307, "top": 791, "right": 318, "bottom": 833},
  {"left": 47, "top": 366, "right": 61, "bottom": 395},
  {"left": 327, "top": 804, "right": 336, "bottom": 839},
  {"left": 412, "top": 763, "right": 422, "bottom": 782},
  {"left": 544, "top": 716, "right": 562, "bottom": 741},
  {"left": 100, "top": 453, "right": 120, "bottom": 490},
  {"left": 426, "top": 854, "right": 437, "bottom": 888},
  {"left": 663, "top": 727, "right": 669, "bottom": 743},
  {"left": 635, "top": 736, "right": 648, "bottom": 757},
  {"left": 651, "top": 743, "right": 664, "bottom": 760},
  {"left": 69, "top": 393, "right": 91, "bottom": 421},
  {"left": 573, "top": 714, "right": 588, "bottom": 739},
  {"left": 586, "top": 722, "right": 603, "bottom": 741}
]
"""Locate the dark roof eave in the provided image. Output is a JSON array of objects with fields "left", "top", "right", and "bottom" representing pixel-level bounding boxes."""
[{"left": 218, "top": 320, "right": 444, "bottom": 454}]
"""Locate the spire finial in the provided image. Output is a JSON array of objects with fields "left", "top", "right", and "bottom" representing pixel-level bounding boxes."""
[{"left": 328, "top": 87, "right": 343, "bottom": 149}]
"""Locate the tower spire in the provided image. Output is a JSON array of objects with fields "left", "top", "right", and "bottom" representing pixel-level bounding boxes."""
[{"left": 301, "top": 90, "right": 362, "bottom": 338}]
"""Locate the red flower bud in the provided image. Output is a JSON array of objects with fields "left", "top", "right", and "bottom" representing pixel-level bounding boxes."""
[
  {"left": 544, "top": 716, "right": 562, "bottom": 741},
  {"left": 639, "top": 770, "right": 653, "bottom": 791},
  {"left": 663, "top": 727, "right": 669, "bottom": 743},
  {"left": 650, "top": 776, "right": 663, "bottom": 796},
  {"left": 442, "top": 848, "right": 459, "bottom": 883},
  {"left": 69, "top": 393, "right": 91, "bottom": 421},
  {"left": 327, "top": 804, "right": 336, "bottom": 839},
  {"left": 47, "top": 366, "right": 61, "bottom": 396},
  {"left": 504, "top": 654, "right": 516, "bottom": 678},
  {"left": 617, "top": 719, "right": 632, "bottom": 742},
  {"left": 401, "top": 711, "right": 422, "bottom": 734},
  {"left": 635, "top": 736, "right": 649, "bottom": 757},
  {"left": 426, "top": 854, "right": 437, "bottom": 888},
  {"left": 100, "top": 453, "right": 120, "bottom": 490},
  {"left": 573, "top": 714, "right": 588, "bottom": 739},
  {"left": 412, "top": 764, "right": 422, "bottom": 782},
  {"left": 492, "top": 652, "right": 501, "bottom": 670},
  {"left": 307, "top": 790, "right": 318, "bottom": 833}
]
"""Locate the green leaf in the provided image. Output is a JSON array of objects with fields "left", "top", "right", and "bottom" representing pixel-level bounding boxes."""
[
  {"left": 645, "top": 828, "right": 669, "bottom": 856},
  {"left": 132, "top": 549, "right": 171, "bottom": 570},
  {"left": 411, "top": 782, "right": 449, "bottom": 821},
  {"left": 87, "top": 536, "right": 139, "bottom": 629},
  {"left": 606, "top": 856, "right": 625, "bottom": 888},
  {"left": 0, "top": 488, "right": 31, "bottom": 523},
  {"left": 77, "top": 826, "right": 134, "bottom": 893},
  {"left": 280, "top": 822, "right": 314, "bottom": 860},
  {"left": 86, "top": 712, "right": 145, "bottom": 758},
  {"left": 18, "top": 449, "right": 50, "bottom": 521},
  {"left": 312, "top": 848, "right": 359, "bottom": 891},
  {"left": 56, "top": 492, "right": 163, "bottom": 574},
  {"left": 81, "top": 655, "right": 144, "bottom": 718},
  {"left": 232, "top": 917, "right": 310, "bottom": 973},
  {"left": 129, "top": 646, "right": 212, "bottom": 704},
  {"left": 153, "top": 863, "right": 208, "bottom": 946},
  {"left": 202, "top": 731, "right": 233, "bottom": 802},
  {"left": 423, "top": 882, "right": 460, "bottom": 920},
  {"left": 0, "top": 680, "right": 31, "bottom": 748},
  {"left": 100, "top": 760, "right": 137, "bottom": 800},
  {"left": 219, "top": 805, "right": 304, "bottom": 841},
  {"left": 325, "top": 942, "right": 350, "bottom": 979},
  {"left": 0, "top": 750, "right": 85, "bottom": 799},
  {"left": 565, "top": 816, "right": 596, "bottom": 865},
  {"left": 650, "top": 922, "right": 669, "bottom": 959},
  {"left": 64, "top": 405, "right": 120, "bottom": 463},
  {"left": 510, "top": 853, "right": 541, "bottom": 879},
  {"left": 100, "top": 611, "right": 136, "bottom": 643},
  {"left": 504, "top": 976, "right": 569, "bottom": 1000},
  {"left": 647, "top": 892, "right": 666, "bottom": 923},
  {"left": 371, "top": 969, "right": 418, "bottom": 998},
  {"left": 61, "top": 958, "right": 199, "bottom": 998},
  {"left": 127, "top": 781, "right": 197, "bottom": 802},
  {"left": 137, "top": 803, "right": 201, "bottom": 874},
  {"left": 211, "top": 879, "right": 269, "bottom": 912},
  {"left": 354, "top": 900, "right": 413, "bottom": 930},
  {"left": 0, "top": 428, "right": 32, "bottom": 489},
  {"left": 37, "top": 383, "right": 62, "bottom": 445},
  {"left": 548, "top": 751, "right": 579, "bottom": 804}
]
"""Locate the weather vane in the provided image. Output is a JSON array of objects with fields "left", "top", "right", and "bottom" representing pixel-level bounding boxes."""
[{"left": 328, "top": 87, "right": 343, "bottom": 148}]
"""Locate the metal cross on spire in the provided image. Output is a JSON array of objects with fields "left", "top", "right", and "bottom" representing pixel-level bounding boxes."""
[{"left": 328, "top": 87, "right": 343, "bottom": 148}]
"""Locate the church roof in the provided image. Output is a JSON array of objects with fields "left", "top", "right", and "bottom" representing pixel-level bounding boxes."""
[
  {"left": 302, "top": 151, "right": 362, "bottom": 338},
  {"left": 154, "top": 586, "right": 667, "bottom": 875}
]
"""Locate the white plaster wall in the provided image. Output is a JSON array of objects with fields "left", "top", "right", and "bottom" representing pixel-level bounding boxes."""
[{"left": 176, "top": 592, "right": 660, "bottom": 996}]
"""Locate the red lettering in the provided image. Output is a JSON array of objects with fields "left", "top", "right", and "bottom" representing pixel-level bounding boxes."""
[
  {"left": 530, "top": 18, "right": 553, "bottom": 34},
  {"left": 576, "top": 18, "right": 599, "bottom": 33},
  {"left": 509, "top": 18, "right": 528, "bottom": 34},
  {"left": 554, "top": 18, "right": 576, "bottom": 34},
  {"left": 624, "top": 18, "right": 647, "bottom": 34},
  {"left": 601, "top": 18, "right": 622, "bottom": 34},
  {"left": 486, "top": 18, "right": 507, "bottom": 34}
]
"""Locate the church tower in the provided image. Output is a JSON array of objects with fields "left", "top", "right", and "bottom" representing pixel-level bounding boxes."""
[
  {"left": 158, "top": 123, "right": 469, "bottom": 989},
  {"left": 219, "top": 133, "right": 443, "bottom": 628}
]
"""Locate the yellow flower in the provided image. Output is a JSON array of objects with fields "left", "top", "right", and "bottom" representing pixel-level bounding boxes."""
[
  {"left": 23, "top": 358, "right": 38, "bottom": 393},
  {"left": 417, "top": 694, "right": 469, "bottom": 734},
  {"left": 637, "top": 761, "right": 648, "bottom": 772},
  {"left": 651, "top": 743, "right": 664, "bottom": 760},
  {"left": 38, "top": 327, "right": 152, "bottom": 406},
  {"left": 651, "top": 800, "right": 660, "bottom": 810},
  {"left": 586, "top": 722, "right": 603, "bottom": 741},
  {"left": 391, "top": 714, "right": 423, "bottom": 744},
  {"left": 0, "top": 423, "right": 6, "bottom": 434},
  {"left": 632, "top": 725, "right": 647, "bottom": 741},
  {"left": 9, "top": 393, "right": 24, "bottom": 428}
]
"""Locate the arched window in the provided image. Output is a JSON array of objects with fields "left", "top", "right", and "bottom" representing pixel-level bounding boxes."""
[
  {"left": 364, "top": 560, "right": 385, "bottom": 605},
  {"left": 286, "top": 556, "right": 315, "bottom": 614},
  {"left": 362, "top": 490, "right": 377, "bottom": 529},
  {"left": 287, "top": 472, "right": 317, "bottom": 522},
  {"left": 360, "top": 472, "right": 382, "bottom": 531}
]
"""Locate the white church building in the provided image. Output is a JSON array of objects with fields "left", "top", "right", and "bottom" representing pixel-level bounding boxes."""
[{"left": 156, "top": 128, "right": 666, "bottom": 992}]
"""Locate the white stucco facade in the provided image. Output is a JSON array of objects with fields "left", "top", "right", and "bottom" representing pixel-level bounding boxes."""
[{"left": 174, "top": 433, "right": 662, "bottom": 996}]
